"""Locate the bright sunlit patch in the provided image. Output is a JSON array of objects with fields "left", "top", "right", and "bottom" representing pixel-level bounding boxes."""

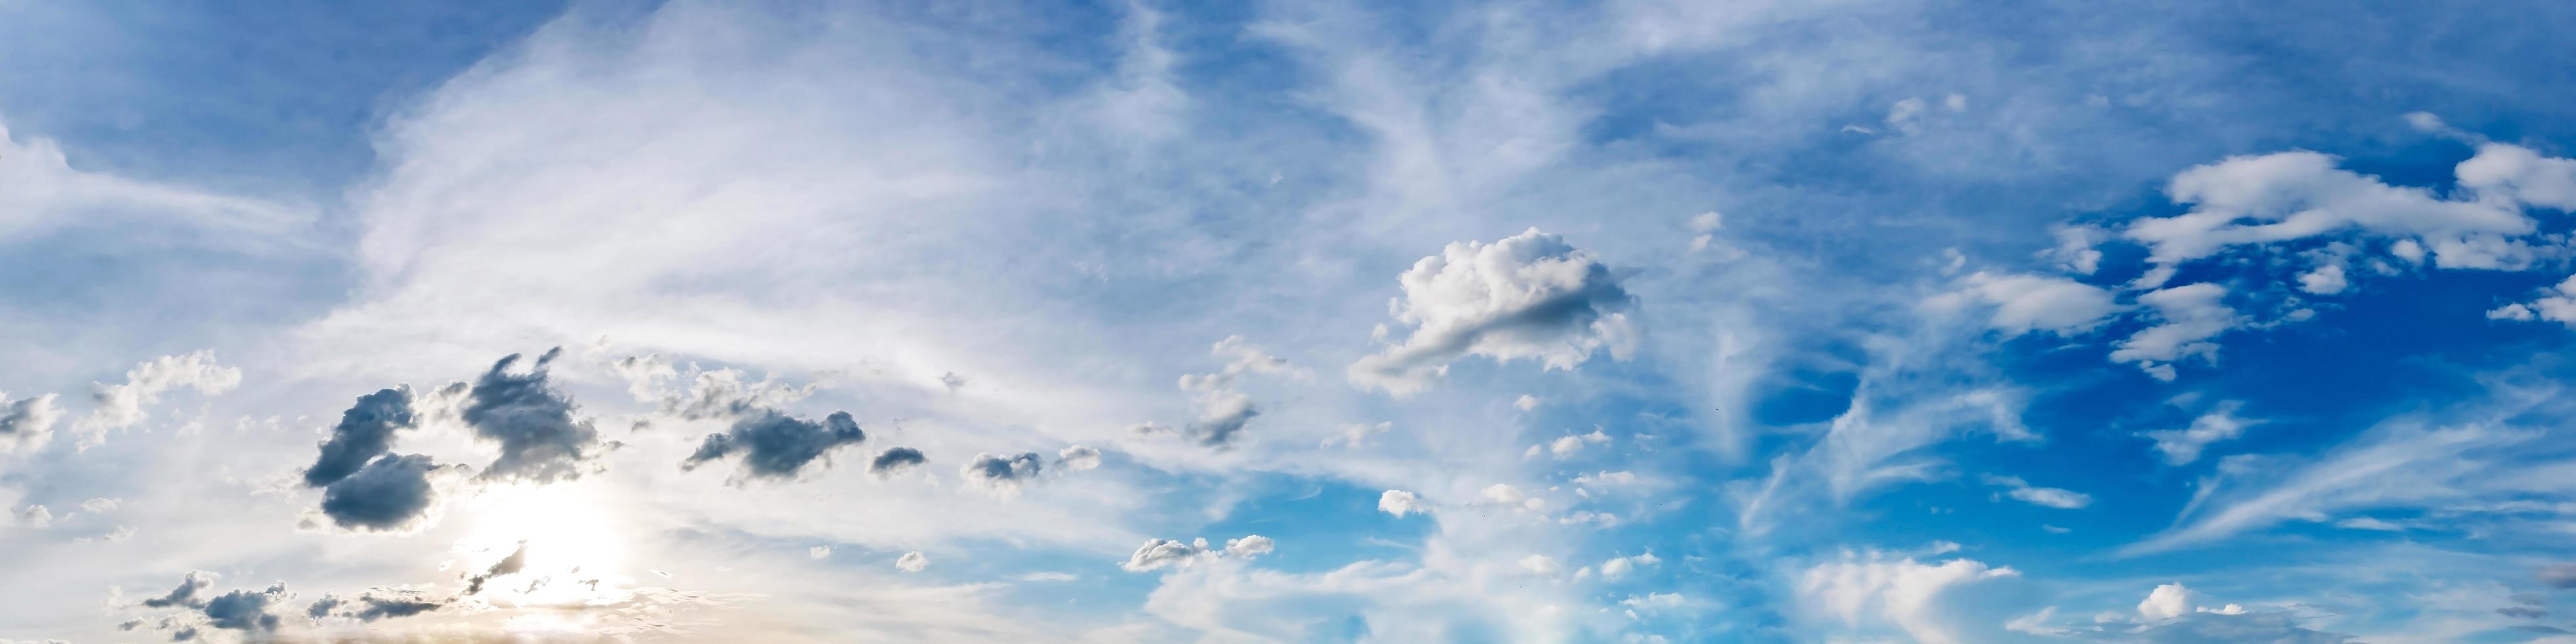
[{"left": 453, "top": 481, "right": 641, "bottom": 612}]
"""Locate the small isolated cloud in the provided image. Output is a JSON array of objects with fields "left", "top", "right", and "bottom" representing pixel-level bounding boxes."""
[
  {"left": 2489, "top": 275, "right": 2576, "bottom": 329},
  {"left": 301, "top": 388, "right": 417, "bottom": 488},
  {"left": 1514, "top": 395, "right": 1542, "bottom": 411},
  {"left": 1980, "top": 474, "right": 2093, "bottom": 509},
  {"left": 680, "top": 410, "right": 867, "bottom": 480},
  {"left": 1224, "top": 535, "right": 1274, "bottom": 557},
  {"left": 1176, "top": 336, "right": 1303, "bottom": 392},
  {"left": 1322, "top": 421, "right": 1391, "bottom": 449},
  {"left": 1688, "top": 211, "right": 1724, "bottom": 252},
  {"left": 1121, "top": 535, "right": 1270, "bottom": 572},
  {"left": 81, "top": 350, "right": 242, "bottom": 437},
  {"left": 1925, "top": 271, "right": 2122, "bottom": 336},
  {"left": 809, "top": 545, "right": 831, "bottom": 559},
  {"left": 309, "top": 589, "right": 443, "bottom": 622},
  {"left": 1183, "top": 389, "right": 1258, "bottom": 448},
  {"left": 1057, "top": 445, "right": 1101, "bottom": 471},
  {"left": 1599, "top": 551, "right": 1661, "bottom": 580},
  {"left": 2109, "top": 283, "right": 2241, "bottom": 380},
  {"left": 200, "top": 582, "right": 288, "bottom": 633},
  {"left": 0, "top": 391, "right": 63, "bottom": 453},
  {"left": 960, "top": 452, "right": 1044, "bottom": 497},
  {"left": 896, "top": 551, "right": 927, "bottom": 572},
  {"left": 2142, "top": 401, "right": 2259, "bottom": 465},
  {"left": 939, "top": 371, "right": 969, "bottom": 392},
  {"left": 868, "top": 447, "right": 927, "bottom": 477},
  {"left": 1378, "top": 490, "right": 1425, "bottom": 517},
  {"left": 317, "top": 453, "right": 453, "bottom": 532},
  {"left": 16, "top": 504, "right": 50, "bottom": 528},
  {"left": 460, "top": 349, "right": 602, "bottom": 482},
  {"left": 2138, "top": 582, "right": 2197, "bottom": 620},
  {"left": 1348, "top": 228, "right": 1637, "bottom": 396},
  {"left": 140, "top": 571, "right": 215, "bottom": 609}
]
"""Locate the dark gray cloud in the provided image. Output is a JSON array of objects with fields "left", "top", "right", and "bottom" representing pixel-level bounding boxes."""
[
  {"left": 302, "top": 388, "right": 417, "bottom": 488},
  {"left": 310, "top": 589, "right": 444, "bottom": 622},
  {"left": 2542, "top": 563, "right": 2576, "bottom": 589},
  {"left": 464, "top": 541, "right": 530, "bottom": 595},
  {"left": 961, "top": 452, "right": 1043, "bottom": 495},
  {"left": 680, "top": 410, "right": 866, "bottom": 480},
  {"left": 199, "top": 583, "right": 286, "bottom": 633},
  {"left": 318, "top": 453, "right": 447, "bottom": 532},
  {"left": 139, "top": 571, "right": 213, "bottom": 609},
  {"left": 1185, "top": 390, "right": 1258, "bottom": 447},
  {"left": 869, "top": 446, "right": 927, "bottom": 476},
  {"left": 2498, "top": 606, "right": 2549, "bottom": 619},
  {"left": 462, "top": 349, "right": 601, "bottom": 482}
]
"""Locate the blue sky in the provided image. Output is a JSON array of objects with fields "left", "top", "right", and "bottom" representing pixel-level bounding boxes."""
[{"left": 5, "top": 0, "right": 2576, "bottom": 642}]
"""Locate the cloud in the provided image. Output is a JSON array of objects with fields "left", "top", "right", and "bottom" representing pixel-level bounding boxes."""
[
  {"left": 679, "top": 410, "right": 868, "bottom": 480},
  {"left": 1057, "top": 445, "right": 1101, "bottom": 471},
  {"left": 2489, "top": 275, "right": 2576, "bottom": 329},
  {"left": 300, "top": 388, "right": 417, "bottom": 488},
  {"left": 139, "top": 571, "right": 214, "bottom": 609},
  {"left": 14, "top": 504, "right": 48, "bottom": 528},
  {"left": 1184, "top": 389, "right": 1258, "bottom": 447},
  {"left": 0, "top": 392, "right": 62, "bottom": 453},
  {"left": 1797, "top": 549, "right": 2017, "bottom": 644},
  {"left": 867, "top": 447, "right": 927, "bottom": 477},
  {"left": 1322, "top": 421, "right": 1391, "bottom": 448},
  {"left": 1517, "top": 555, "right": 1563, "bottom": 576},
  {"left": 808, "top": 545, "right": 831, "bottom": 559},
  {"left": 1176, "top": 336, "right": 1304, "bottom": 392},
  {"left": 2125, "top": 149, "right": 2539, "bottom": 282},
  {"left": 1348, "top": 228, "right": 1637, "bottom": 396},
  {"left": 1926, "top": 271, "right": 2122, "bottom": 336},
  {"left": 960, "top": 452, "right": 1044, "bottom": 497},
  {"left": 2539, "top": 563, "right": 2576, "bottom": 589},
  {"left": 463, "top": 541, "right": 530, "bottom": 595},
  {"left": 0, "top": 122, "right": 311, "bottom": 244},
  {"left": 198, "top": 583, "right": 287, "bottom": 633},
  {"left": 459, "top": 349, "right": 601, "bottom": 482},
  {"left": 315, "top": 453, "right": 451, "bottom": 532},
  {"left": 1377, "top": 490, "right": 1425, "bottom": 517},
  {"left": 2457, "top": 142, "right": 2576, "bottom": 212},
  {"left": 896, "top": 551, "right": 928, "bottom": 572},
  {"left": 308, "top": 589, "right": 444, "bottom": 622},
  {"left": 1122, "top": 535, "right": 1272, "bottom": 572},
  {"left": 652, "top": 368, "right": 817, "bottom": 421},
  {"left": 80, "top": 350, "right": 242, "bottom": 438},
  {"left": 1981, "top": 474, "right": 2093, "bottom": 509},
  {"left": 2138, "top": 582, "right": 2196, "bottom": 620},
  {"left": 1598, "top": 551, "right": 1661, "bottom": 580},
  {"left": 2143, "top": 401, "right": 2259, "bottom": 465},
  {"left": 1223, "top": 536, "right": 1274, "bottom": 558},
  {"left": 2108, "top": 283, "right": 2240, "bottom": 380}
]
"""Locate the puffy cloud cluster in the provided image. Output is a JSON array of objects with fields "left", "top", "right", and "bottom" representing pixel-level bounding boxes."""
[
  {"left": 139, "top": 572, "right": 215, "bottom": 609},
  {"left": 301, "top": 388, "right": 417, "bottom": 487},
  {"left": 960, "top": 452, "right": 1044, "bottom": 497},
  {"left": 2108, "top": 283, "right": 2241, "bottom": 380},
  {"left": 1120, "top": 534, "right": 1274, "bottom": 572},
  {"left": 1377, "top": 490, "right": 1425, "bottom": 517},
  {"left": 2128, "top": 150, "right": 2538, "bottom": 282},
  {"left": 459, "top": 349, "right": 601, "bottom": 482},
  {"left": 680, "top": 410, "right": 869, "bottom": 480},
  {"left": 80, "top": 351, "right": 242, "bottom": 438},
  {"left": 1797, "top": 549, "right": 2017, "bottom": 644},
  {"left": 0, "top": 392, "right": 62, "bottom": 453},
  {"left": 2489, "top": 275, "right": 2576, "bottom": 328},
  {"left": 896, "top": 551, "right": 929, "bottom": 572},
  {"left": 315, "top": 454, "right": 451, "bottom": 532},
  {"left": 1348, "top": 228, "right": 1638, "bottom": 396}
]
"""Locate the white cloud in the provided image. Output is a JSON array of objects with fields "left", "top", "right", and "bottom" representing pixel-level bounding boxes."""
[
  {"left": 0, "top": 122, "right": 312, "bottom": 244},
  {"left": 1057, "top": 445, "right": 1103, "bottom": 471},
  {"left": 1518, "top": 555, "right": 1563, "bottom": 576},
  {"left": 1514, "top": 394, "right": 1542, "bottom": 411},
  {"left": 1223, "top": 536, "right": 1274, "bottom": 558},
  {"left": 2046, "top": 225, "right": 2106, "bottom": 275},
  {"left": 1377, "top": 490, "right": 1425, "bottom": 518},
  {"left": 0, "top": 392, "right": 62, "bottom": 453},
  {"left": 1797, "top": 549, "right": 2019, "bottom": 644},
  {"left": 1598, "top": 551, "right": 1661, "bottom": 580},
  {"left": 2143, "top": 402, "right": 2259, "bottom": 465},
  {"left": 896, "top": 551, "right": 928, "bottom": 572},
  {"left": 2489, "top": 275, "right": 2576, "bottom": 329},
  {"left": 2457, "top": 142, "right": 2576, "bottom": 212},
  {"left": 1981, "top": 474, "right": 2093, "bottom": 509},
  {"left": 79, "top": 350, "right": 242, "bottom": 439},
  {"left": 2297, "top": 264, "right": 2349, "bottom": 295},
  {"left": 808, "top": 546, "right": 831, "bottom": 559},
  {"left": 1348, "top": 228, "right": 1637, "bottom": 396},
  {"left": 1322, "top": 421, "right": 1391, "bottom": 449},
  {"left": 2108, "top": 283, "right": 2240, "bottom": 380},
  {"left": 2125, "top": 150, "right": 2538, "bottom": 281},
  {"left": 1925, "top": 271, "right": 2122, "bottom": 336},
  {"left": 2139, "top": 582, "right": 2196, "bottom": 620}
]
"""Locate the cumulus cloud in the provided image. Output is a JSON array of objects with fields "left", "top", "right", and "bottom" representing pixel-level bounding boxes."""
[
  {"left": 316, "top": 453, "right": 451, "bottom": 532},
  {"left": 15, "top": 504, "right": 49, "bottom": 528},
  {"left": 81, "top": 350, "right": 242, "bottom": 438},
  {"left": 2108, "top": 283, "right": 2240, "bottom": 380},
  {"left": 2143, "top": 402, "right": 2259, "bottom": 465},
  {"left": 2457, "top": 142, "right": 2576, "bottom": 212},
  {"left": 960, "top": 452, "right": 1044, "bottom": 497},
  {"left": 1598, "top": 551, "right": 1661, "bottom": 580},
  {"left": 1121, "top": 535, "right": 1272, "bottom": 572},
  {"left": 140, "top": 572, "right": 216, "bottom": 609},
  {"left": 1348, "top": 228, "right": 1638, "bottom": 396},
  {"left": 1797, "top": 549, "right": 2017, "bottom": 644},
  {"left": 0, "top": 392, "right": 62, "bottom": 453},
  {"left": 459, "top": 349, "right": 601, "bottom": 482},
  {"left": 2125, "top": 150, "right": 2537, "bottom": 282},
  {"left": 896, "top": 551, "right": 928, "bottom": 572},
  {"left": 680, "top": 410, "right": 867, "bottom": 480},
  {"left": 1184, "top": 389, "right": 1258, "bottom": 447},
  {"left": 2138, "top": 582, "right": 2196, "bottom": 620},
  {"left": 2489, "top": 275, "right": 2576, "bottom": 329},
  {"left": 199, "top": 583, "right": 288, "bottom": 633},
  {"left": 1057, "top": 445, "right": 1101, "bottom": 471},
  {"left": 301, "top": 388, "right": 417, "bottom": 488},
  {"left": 1926, "top": 271, "right": 2121, "bottom": 336},
  {"left": 809, "top": 545, "right": 831, "bottom": 559},
  {"left": 656, "top": 368, "right": 816, "bottom": 421},
  {"left": 868, "top": 447, "right": 927, "bottom": 477},
  {"left": 1980, "top": 474, "right": 2092, "bottom": 509},
  {"left": 1378, "top": 490, "right": 1425, "bottom": 517}
]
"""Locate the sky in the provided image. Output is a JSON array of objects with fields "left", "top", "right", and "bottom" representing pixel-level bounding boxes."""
[{"left": 4, "top": 0, "right": 2576, "bottom": 642}]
